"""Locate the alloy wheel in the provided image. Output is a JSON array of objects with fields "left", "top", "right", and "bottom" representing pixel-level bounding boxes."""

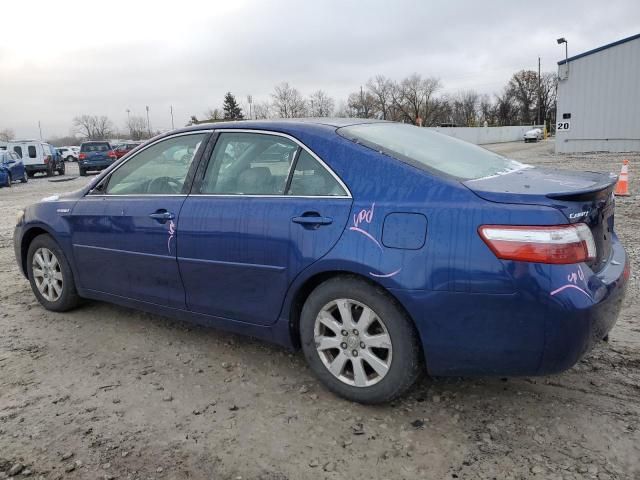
[
  {"left": 314, "top": 298, "right": 393, "bottom": 387},
  {"left": 32, "top": 247, "right": 63, "bottom": 302}
]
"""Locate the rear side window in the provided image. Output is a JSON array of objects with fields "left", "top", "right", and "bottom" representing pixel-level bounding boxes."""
[
  {"left": 287, "top": 151, "right": 347, "bottom": 196},
  {"left": 13, "top": 146, "right": 22, "bottom": 158},
  {"left": 28, "top": 146, "right": 37, "bottom": 158},
  {"left": 201, "top": 133, "right": 298, "bottom": 195},
  {"left": 338, "top": 123, "right": 527, "bottom": 180},
  {"left": 81, "top": 143, "right": 110, "bottom": 152}
]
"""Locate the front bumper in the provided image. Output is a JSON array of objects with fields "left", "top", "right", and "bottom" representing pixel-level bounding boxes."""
[{"left": 392, "top": 236, "right": 629, "bottom": 377}]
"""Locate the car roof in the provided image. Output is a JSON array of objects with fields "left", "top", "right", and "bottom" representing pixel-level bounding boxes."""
[{"left": 173, "top": 117, "right": 388, "bottom": 135}]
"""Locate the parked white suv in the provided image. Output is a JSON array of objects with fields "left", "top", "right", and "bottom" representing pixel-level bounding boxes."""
[
  {"left": 6, "top": 140, "right": 65, "bottom": 177},
  {"left": 57, "top": 146, "right": 79, "bottom": 162}
]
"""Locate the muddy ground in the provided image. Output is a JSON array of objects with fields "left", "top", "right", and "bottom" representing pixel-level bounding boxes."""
[{"left": 0, "top": 139, "right": 638, "bottom": 480}]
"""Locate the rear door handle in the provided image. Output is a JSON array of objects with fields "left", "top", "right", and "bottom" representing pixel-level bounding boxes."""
[
  {"left": 292, "top": 215, "right": 333, "bottom": 226},
  {"left": 149, "top": 210, "right": 175, "bottom": 223}
]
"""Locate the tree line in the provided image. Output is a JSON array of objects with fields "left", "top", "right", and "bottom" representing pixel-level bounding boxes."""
[
  {"left": 1, "top": 68, "right": 557, "bottom": 145},
  {"left": 191, "top": 70, "right": 557, "bottom": 128}
]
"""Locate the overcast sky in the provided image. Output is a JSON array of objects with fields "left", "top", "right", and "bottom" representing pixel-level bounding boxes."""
[{"left": 1, "top": 0, "right": 638, "bottom": 139}]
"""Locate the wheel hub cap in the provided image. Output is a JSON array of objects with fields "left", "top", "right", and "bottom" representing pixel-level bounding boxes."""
[{"left": 32, "top": 247, "right": 63, "bottom": 302}]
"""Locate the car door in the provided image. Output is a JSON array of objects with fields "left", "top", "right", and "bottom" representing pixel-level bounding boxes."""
[
  {"left": 68, "top": 131, "right": 210, "bottom": 307},
  {"left": 8, "top": 152, "right": 24, "bottom": 178},
  {"left": 178, "top": 130, "right": 353, "bottom": 326}
]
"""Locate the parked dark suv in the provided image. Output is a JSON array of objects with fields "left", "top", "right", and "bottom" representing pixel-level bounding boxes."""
[{"left": 78, "top": 141, "right": 117, "bottom": 176}]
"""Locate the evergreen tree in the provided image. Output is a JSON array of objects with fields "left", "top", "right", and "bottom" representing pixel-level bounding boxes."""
[{"left": 223, "top": 92, "right": 244, "bottom": 120}]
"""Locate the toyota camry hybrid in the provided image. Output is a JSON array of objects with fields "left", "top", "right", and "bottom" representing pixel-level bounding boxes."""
[{"left": 13, "top": 119, "right": 629, "bottom": 404}]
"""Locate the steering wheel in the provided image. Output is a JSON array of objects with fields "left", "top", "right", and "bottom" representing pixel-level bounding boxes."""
[{"left": 147, "top": 176, "right": 182, "bottom": 194}]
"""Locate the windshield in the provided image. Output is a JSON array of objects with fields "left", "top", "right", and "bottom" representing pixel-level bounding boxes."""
[{"left": 338, "top": 123, "right": 527, "bottom": 180}]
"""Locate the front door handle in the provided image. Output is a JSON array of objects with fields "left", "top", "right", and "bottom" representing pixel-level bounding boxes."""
[
  {"left": 292, "top": 214, "right": 333, "bottom": 226},
  {"left": 149, "top": 210, "right": 175, "bottom": 223}
]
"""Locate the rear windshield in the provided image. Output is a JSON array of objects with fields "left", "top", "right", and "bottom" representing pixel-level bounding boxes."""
[
  {"left": 81, "top": 143, "right": 110, "bottom": 152},
  {"left": 338, "top": 123, "right": 526, "bottom": 180}
]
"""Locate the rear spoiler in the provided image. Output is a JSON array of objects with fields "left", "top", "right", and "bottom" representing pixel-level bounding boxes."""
[{"left": 546, "top": 173, "right": 617, "bottom": 201}]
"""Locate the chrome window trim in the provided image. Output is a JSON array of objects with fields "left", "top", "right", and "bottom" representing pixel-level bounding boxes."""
[
  {"left": 90, "top": 130, "right": 213, "bottom": 196},
  {"left": 197, "top": 128, "right": 352, "bottom": 199}
]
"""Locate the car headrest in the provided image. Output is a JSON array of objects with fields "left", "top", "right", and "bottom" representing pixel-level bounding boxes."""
[{"left": 237, "top": 167, "right": 273, "bottom": 194}]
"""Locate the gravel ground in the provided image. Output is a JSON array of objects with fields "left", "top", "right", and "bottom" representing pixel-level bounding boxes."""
[{"left": 0, "top": 139, "right": 638, "bottom": 480}]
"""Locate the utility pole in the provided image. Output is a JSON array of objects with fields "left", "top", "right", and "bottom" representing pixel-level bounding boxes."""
[
  {"left": 145, "top": 106, "right": 151, "bottom": 136},
  {"left": 126, "top": 109, "right": 130, "bottom": 122},
  {"left": 38, "top": 121, "right": 42, "bottom": 140},
  {"left": 247, "top": 95, "right": 252, "bottom": 119},
  {"left": 170, "top": 105, "right": 175, "bottom": 129},
  {"left": 537, "top": 57, "right": 542, "bottom": 126},
  {"left": 360, "top": 86, "right": 364, "bottom": 118}
]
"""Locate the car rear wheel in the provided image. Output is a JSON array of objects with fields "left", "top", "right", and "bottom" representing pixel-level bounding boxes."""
[
  {"left": 300, "top": 276, "right": 422, "bottom": 404},
  {"left": 58, "top": 162, "right": 65, "bottom": 175},
  {"left": 79, "top": 167, "right": 86, "bottom": 176},
  {"left": 27, "top": 234, "right": 80, "bottom": 312},
  {"left": 66, "top": 156, "right": 74, "bottom": 162},
  {"left": 20, "top": 171, "right": 28, "bottom": 183},
  {"left": 4, "top": 174, "right": 11, "bottom": 187}
]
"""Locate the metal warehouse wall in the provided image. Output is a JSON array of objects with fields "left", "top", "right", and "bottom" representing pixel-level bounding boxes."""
[{"left": 556, "top": 36, "right": 640, "bottom": 153}]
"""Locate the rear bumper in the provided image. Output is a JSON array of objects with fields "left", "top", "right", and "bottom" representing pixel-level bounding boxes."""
[
  {"left": 25, "top": 164, "right": 47, "bottom": 172},
  {"left": 79, "top": 159, "right": 113, "bottom": 170},
  {"left": 392, "top": 236, "right": 628, "bottom": 377}
]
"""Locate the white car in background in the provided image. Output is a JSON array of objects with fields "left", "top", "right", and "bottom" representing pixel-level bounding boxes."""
[
  {"left": 57, "top": 146, "right": 80, "bottom": 162},
  {"left": 523, "top": 128, "right": 543, "bottom": 143}
]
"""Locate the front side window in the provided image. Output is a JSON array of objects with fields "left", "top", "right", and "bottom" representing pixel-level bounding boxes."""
[
  {"left": 201, "top": 132, "right": 298, "bottom": 194},
  {"left": 13, "top": 146, "right": 22, "bottom": 158},
  {"left": 28, "top": 146, "right": 37, "bottom": 158},
  {"left": 287, "top": 150, "right": 347, "bottom": 196},
  {"left": 105, "top": 133, "right": 206, "bottom": 195},
  {"left": 338, "top": 123, "right": 527, "bottom": 180}
]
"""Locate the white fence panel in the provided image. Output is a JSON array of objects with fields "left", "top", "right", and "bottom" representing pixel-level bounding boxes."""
[{"left": 426, "top": 126, "right": 544, "bottom": 145}]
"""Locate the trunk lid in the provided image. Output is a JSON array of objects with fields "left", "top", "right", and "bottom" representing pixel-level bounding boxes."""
[{"left": 464, "top": 167, "right": 617, "bottom": 272}]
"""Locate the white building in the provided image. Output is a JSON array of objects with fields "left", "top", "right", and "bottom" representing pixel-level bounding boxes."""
[{"left": 556, "top": 33, "right": 640, "bottom": 153}]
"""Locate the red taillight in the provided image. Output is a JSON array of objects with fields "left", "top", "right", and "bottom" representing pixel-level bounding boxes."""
[
  {"left": 43, "top": 155, "right": 50, "bottom": 164},
  {"left": 478, "top": 224, "right": 597, "bottom": 264},
  {"left": 107, "top": 150, "right": 117, "bottom": 159},
  {"left": 78, "top": 153, "right": 86, "bottom": 160}
]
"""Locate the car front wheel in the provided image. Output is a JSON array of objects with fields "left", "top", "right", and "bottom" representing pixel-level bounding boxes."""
[
  {"left": 27, "top": 234, "right": 80, "bottom": 312},
  {"left": 300, "top": 276, "right": 422, "bottom": 404}
]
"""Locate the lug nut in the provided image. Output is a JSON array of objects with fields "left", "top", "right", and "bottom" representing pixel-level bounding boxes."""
[
  {"left": 341, "top": 342, "right": 347, "bottom": 349},
  {"left": 352, "top": 329, "right": 359, "bottom": 335},
  {"left": 352, "top": 350, "right": 358, "bottom": 357},
  {"left": 360, "top": 342, "right": 366, "bottom": 349},
  {"left": 341, "top": 330, "right": 348, "bottom": 336}
]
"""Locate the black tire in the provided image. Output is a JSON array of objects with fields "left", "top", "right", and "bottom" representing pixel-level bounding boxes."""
[
  {"left": 27, "top": 234, "right": 81, "bottom": 312},
  {"left": 20, "top": 171, "right": 28, "bottom": 183},
  {"left": 300, "top": 276, "right": 422, "bottom": 404},
  {"left": 66, "top": 156, "right": 74, "bottom": 162},
  {"left": 58, "top": 162, "right": 65, "bottom": 175},
  {"left": 79, "top": 167, "right": 86, "bottom": 176},
  {"left": 4, "top": 174, "right": 11, "bottom": 187},
  {"left": 46, "top": 164, "right": 54, "bottom": 177},
  {"left": 27, "top": 171, "right": 35, "bottom": 178}
]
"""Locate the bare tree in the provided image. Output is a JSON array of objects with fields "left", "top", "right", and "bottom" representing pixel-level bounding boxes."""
[
  {"left": 366, "top": 75, "right": 395, "bottom": 119},
  {"left": 73, "top": 115, "right": 114, "bottom": 140},
  {"left": 127, "top": 115, "right": 148, "bottom": 140},
  {"left": 0, "top": 128, "right": 15, "bottom": 142},
  {"left": 494, "top": 88, "right": 519, "bottom": 126},
  {"left": 449, "top": 90, "right": 480, "bottom": 126},
  {"left": 394, "top": 74, "right": 441, "bottom": 125},
  {"left": 308, "top": 90, "right": 335, "bottom": 117},
  {"left": 508, "top": 70, "right": 539, "bottom": 124},
  {"left": 271, "top": 82, "right": 307, "bottom": 118},
  {"left": 539, "top": 72, "right": 558, "bottom": 126},
  {"left": 347, "top": 87, "right": 377, "bottom": 118},
  {"left": 478, "top": 94, "right": 497, "bottom": 126},
  {"left": 253, "top": 102, "right": 273, "bottom": 120}
]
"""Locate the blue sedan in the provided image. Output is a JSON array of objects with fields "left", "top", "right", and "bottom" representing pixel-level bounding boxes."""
[
  {"left": 0, "top": 149, "right": 28, "bottom": 186},
  {"left": 13, "top": 119, "right": 628, "bottom": 403}
]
